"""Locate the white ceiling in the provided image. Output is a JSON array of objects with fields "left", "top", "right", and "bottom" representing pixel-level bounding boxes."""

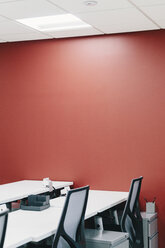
[{"left": 0, "top": 0, "right": 164, "bottom": 43}]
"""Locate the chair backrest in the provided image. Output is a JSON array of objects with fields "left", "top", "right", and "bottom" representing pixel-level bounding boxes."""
[
  {"left": 52, "top": 186, "right": 89, "bottom": 248},
  {"left": 0, "top": 210, "right": 8, "bottom": 248},
  {"left": 121, "top": 177, "right": 143, "bottom": 248}
]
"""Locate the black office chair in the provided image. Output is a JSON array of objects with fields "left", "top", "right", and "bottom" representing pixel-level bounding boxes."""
[
  {"left": 0, "top": 210, "right": 8, "bottom": 248},
  {"left": 52, "top": 186, "right": 89, "bottom": 248},
  {"left": 121, "top": 176, "right": 144, "bottom": 248}
]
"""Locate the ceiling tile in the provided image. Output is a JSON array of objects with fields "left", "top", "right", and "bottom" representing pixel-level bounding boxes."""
[
  {"left": 131, "top": 0, "right": 165, "bottom": 7},
  {"left": 140, "top": 5, "right": 165, "bottom": 28},
  {"left": 77, "top": 8, "right": 159, "bottom": 34},
  {"left": 0, "top": 32, "right": 52, "bottom": 42},
  {"left": 49, "top": 0, "right": 133, "bottom": 14},
  {"left": 48, "top": 26, "right": 103, "bottom": 38},
  {"left": 0, "top": 20, "right": 41, "bottom": 34},
  {"left": 0, "top": 0, "right": 65, "bottom": 19},
  {"left": 0, "top": 15, "right": 9, "bottom": 22},
  {"left": 0, "top": 0, "right": 22, "bottom": 2},
  {"left": 0, "top": 0, "right": 163, "bottom": 42}
]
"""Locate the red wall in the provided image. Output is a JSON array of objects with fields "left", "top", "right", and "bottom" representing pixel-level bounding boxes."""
[{"left": 0, "top": 30, "right": 165, "bottom": 247}]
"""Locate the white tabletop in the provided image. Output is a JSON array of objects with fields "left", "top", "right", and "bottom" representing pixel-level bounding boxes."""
[
  {"left": 50, "top": 196, "right": 98, "bottom": 220},
  {"left": 4, "top": 190, "right": 128, "bottom": 248},
  {"left": 0, "top": 180, "right": 73, "bottom": 205},
  {"left": 87, "top": 190, "right": 128, "bottom": 214},
  {"left": 50, "top": 190, "right": 128, "bottom": 219},
  {"left": 4, "top": 211, "right": 32, "bottom": 248}
]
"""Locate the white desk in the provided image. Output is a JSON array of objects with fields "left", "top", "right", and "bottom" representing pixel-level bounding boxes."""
[
  {"left": 4, "top": 190, "right": 128, "bottom": 248},
  {"left": 4, "top": 207, "right": 64, "bottom": 248},
  {"left": 87, "top": 190, "right": 128, "bottom": 216},
  {"left": 51, "top": 190, "right": 129, "bottom": 219},
  {"left": 0, "top": 180, "right": 73, "bottom": 205}
]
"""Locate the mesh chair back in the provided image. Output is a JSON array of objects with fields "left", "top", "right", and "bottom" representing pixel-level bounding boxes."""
[
  {"left": 52, "top": 186, "right": 89, "bottom": 248},
  {"left": 0, "top": 210, "right": 8, "bottom": 248},
  {"left": 121, "top": 177, "right": 143, "bottom": 248}
]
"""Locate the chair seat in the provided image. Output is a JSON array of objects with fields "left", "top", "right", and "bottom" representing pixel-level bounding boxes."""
[{"left": 85, "top": 229, "right": 129, "bottom": 248}]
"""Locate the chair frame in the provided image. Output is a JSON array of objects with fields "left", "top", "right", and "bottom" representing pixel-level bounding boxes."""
[
  {"left": 52, "top": 186, "right": 89, "bottom": 248},
  {"left": 121, "top": 176, "right": 144, "bottom": 248},
  {"left": 0, "top": 210, "right": 8, "bottom": 248}
]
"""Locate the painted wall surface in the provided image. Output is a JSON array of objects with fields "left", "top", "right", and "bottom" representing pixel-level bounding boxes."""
[{"left": 0, "top": 30, "right": 165, "bottom": 247}]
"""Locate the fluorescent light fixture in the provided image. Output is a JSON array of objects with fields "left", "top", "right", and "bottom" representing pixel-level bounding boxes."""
[{"left": 17, "top": 14, "right": 92, "bottom": 32}]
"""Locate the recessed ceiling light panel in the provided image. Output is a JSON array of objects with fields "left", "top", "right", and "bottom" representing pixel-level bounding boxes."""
[{"left": 17, "top": 14, "right": 92, "bottom": 32}]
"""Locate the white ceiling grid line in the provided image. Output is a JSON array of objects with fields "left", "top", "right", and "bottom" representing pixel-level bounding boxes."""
[
  {"left": 128, "top": 0, "right": 161, "bottom": 29},
  {"left": 0, "top": 0, "right": 164, "bottom": 43}
]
